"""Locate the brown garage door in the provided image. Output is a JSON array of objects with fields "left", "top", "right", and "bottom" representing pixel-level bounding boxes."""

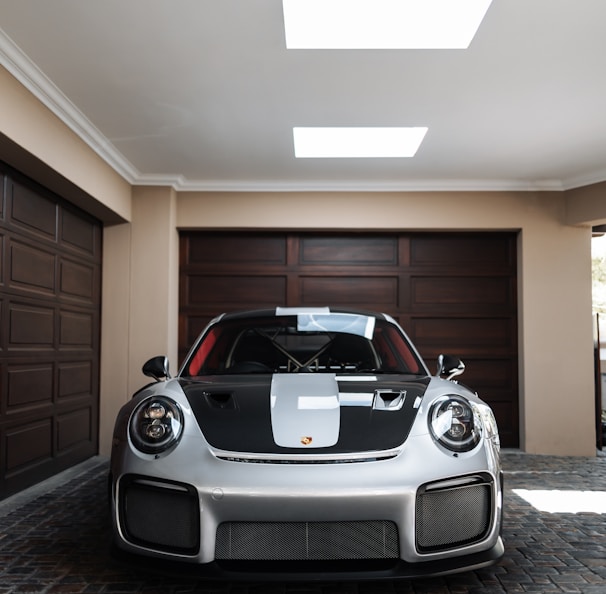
[
  {"left": 179, "top": 231, "right": 518, "bottom": 447},
  {"left": 0, "top": 164, "right": 101, "bottom": 499}
]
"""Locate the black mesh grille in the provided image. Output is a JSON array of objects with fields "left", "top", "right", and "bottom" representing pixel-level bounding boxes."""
[
  {"left": 120, "top": 477, "right": 199, "bottom": 554},
  {"left": 215, "top": 520, "right": 399, "bottom": 560},
  {"left": 416, "top": 482, "right": 492, "bottom": 552}
]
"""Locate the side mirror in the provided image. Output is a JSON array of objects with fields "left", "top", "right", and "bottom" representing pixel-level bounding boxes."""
[
  {"left": 142, "top": 356, "right": 170, "bottom": 381},
  {"left": 436, "top": 354, "right": 465, "bottom": 381}
]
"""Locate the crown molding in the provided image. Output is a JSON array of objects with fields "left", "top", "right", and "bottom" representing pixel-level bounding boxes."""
[
  {"left": 0, "top": 28, "right": 139, "bottom": 183},
  {"left": 133, "top": 175, "right": 565, "bottom": 193}
]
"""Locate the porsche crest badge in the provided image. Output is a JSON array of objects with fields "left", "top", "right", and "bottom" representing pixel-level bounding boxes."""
[{"left": 300, "top": 436, "right": 313, "bottom": 445}]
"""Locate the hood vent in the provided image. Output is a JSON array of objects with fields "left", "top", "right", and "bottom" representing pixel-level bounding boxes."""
[
  {"left": 373, "top": 390, "right": 406, "bottom": 411},
  {"left": 205, "top": 392, "right": 236, "bottom": 410}
]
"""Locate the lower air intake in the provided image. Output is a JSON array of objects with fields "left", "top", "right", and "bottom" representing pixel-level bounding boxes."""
[
  {"left": 416, "top": 479, "right": 492, "bottom": 552},
  {"left": 215, "top": 520, "right": 399, "bottom": 561},
  {"left": 120, "top": 476, "right": 199, "bottom": 554}
]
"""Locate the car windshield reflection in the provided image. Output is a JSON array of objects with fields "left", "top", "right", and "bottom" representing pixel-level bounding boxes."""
[{"left": 182, "top": 314, "right": 424, "bottom": 377}]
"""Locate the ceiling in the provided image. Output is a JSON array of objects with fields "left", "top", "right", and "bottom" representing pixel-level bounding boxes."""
[{"left": 1, "top": 0, "right": 606, "bottom": 192}]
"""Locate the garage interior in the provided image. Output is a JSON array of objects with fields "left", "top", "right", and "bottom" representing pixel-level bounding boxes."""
[{"left": 1, "top": 1, "right": 606, "bottom": 500}]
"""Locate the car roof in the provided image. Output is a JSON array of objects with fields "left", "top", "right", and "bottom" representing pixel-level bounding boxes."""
[{"left": 219, "top": 307, "right": 391, "bottom": 322}]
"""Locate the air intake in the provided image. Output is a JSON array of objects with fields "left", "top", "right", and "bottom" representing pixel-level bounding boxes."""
[
  {"left": 215, "top": 520, "right": 399, "bottom": 561},
  {"left": 416, "top": 476, "right": 492, "bottom": 552},
  {"left": 120, "top": 476, "right": 200, "bottom": 555}
]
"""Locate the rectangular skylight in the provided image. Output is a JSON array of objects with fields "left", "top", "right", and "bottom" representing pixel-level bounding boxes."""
[
  {"left": 293, "top": 127, "right": 428, "bottom": 158},
  {"left": 283, "top": 0, "right": 492, "bottom": 49}
]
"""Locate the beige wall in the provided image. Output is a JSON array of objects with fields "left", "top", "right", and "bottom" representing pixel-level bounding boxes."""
[
  {"left": 128, "top": 187, "right": 180, "bottom": 393},
  {"left": 98, "top": 187, "right": 180, "bottom": 454},
  {"left": 0, "top": 65, "right": 603, "bottom": 458},
  {"left": 99, "top": 222, "right": 132, "bottom": 454},
  {"left": 565, "top": 182, "right": 606, "bottom": 226}
]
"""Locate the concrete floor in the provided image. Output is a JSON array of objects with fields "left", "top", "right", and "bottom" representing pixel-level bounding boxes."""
[{"left": 0, "top": 451, "right": 605, "bottom": 593}]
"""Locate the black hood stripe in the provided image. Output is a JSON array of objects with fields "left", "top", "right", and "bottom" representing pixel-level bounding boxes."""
[{"left": 180, "top": 374, "right": 430, "bottom": 455}]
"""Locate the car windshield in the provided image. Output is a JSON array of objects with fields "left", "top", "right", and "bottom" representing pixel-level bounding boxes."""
[{"left": 182, "top": 313, "right": 425, "bottom": 376}]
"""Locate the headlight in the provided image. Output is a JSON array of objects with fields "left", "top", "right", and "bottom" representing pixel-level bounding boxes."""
[
  {"left": 429, "top": 395, "right": 481, "bottom": 452},
  {"left": 129, "top": 396, "right": 184, "bottom": 454}
]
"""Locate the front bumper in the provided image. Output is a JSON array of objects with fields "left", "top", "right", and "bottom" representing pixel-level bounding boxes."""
[
  {"left": 112, "top": 539, "right": 505, "bottom": 581},
  {"left": 110, "top": 436, "right": 503, "bottom": 578}
]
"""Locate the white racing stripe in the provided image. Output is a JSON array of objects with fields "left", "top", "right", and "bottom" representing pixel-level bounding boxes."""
[
  {"left": 339, "top": 392, "right": 375, "bottom": 407},
  {"left": 270, "top": 374, "right": 340, "bottom": 448}
]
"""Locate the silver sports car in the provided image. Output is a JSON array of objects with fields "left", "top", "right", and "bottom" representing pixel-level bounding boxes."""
[{"left": 109, "top": 307, "right": 503, "bottom": 579}]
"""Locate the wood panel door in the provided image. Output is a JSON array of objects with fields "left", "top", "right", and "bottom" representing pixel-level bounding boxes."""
[
  {"left": 0, "top": 164, "right": 101, "bottom": 499},
  {"left": 179, "top": 231, "right": 518, "bottom": 446}
]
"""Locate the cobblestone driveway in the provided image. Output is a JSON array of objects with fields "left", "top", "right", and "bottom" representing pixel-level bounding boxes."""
[{"left": 0, "top": 451, "right": 605, "bottom": 593}]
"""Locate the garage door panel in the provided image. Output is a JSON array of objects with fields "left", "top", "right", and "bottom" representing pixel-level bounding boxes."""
[
  {"left": 185, "top": 233, "right": 287, "bottom": 266},
  {"left": 58, "top": 361, "right": 93, "bottom": 400},
  {"left": 410, "top": 235, "right": 515, "bottom": 271},
  {"left": 9, "top": 302, "right": 54, "bottom": 347},
  {"left": 0, "top": 233, "right": 4, "bottom": 286},
  {"left": 7, "top": 364, "right": 53, "bottom": 410},
  {"left": 188, "top": 275, "right": 287, "bottom": 307},
  {"left": 299, "top": 276, "right": 398, "bottom": 307},
  {"left": 411, "top": 276, "right": 515, "bottom": 312},
  {"left": 9, "top": 181, "right": 57, "bottom": 241},
  {"left": 5, "top": 418, "right": 52, "bottom": 474},
  {"left": 412, "top": 317, "right": 516, "bottom": 354},
  {"left": 57, "top": 407, "right": 92, "bottom": 452},
  {"left": 457, "top": 358, "right": 518, "bottom": 391},
  {"left": 60, "top": 258, "right": 95, "bottom": 301},
  {"left": 59, "top": 310, "right": 94, "bottom": 348},
  {"left": 10, "top": 239, "right": 56, "bottom": 295},
  {"left": 60, "top": 209, "right": 98, "bottom": 256},
  {"left": 299, "top": 236, "right": 398, "bottom": 266}
]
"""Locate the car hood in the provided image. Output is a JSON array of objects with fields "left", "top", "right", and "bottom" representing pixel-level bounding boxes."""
[{"left": 179, "top": 373, "right": 430, "bottom": 454}]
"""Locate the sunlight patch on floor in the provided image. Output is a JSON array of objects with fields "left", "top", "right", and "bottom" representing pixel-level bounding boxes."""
[{"left": 513, "top": 489, "right": 606, "bottom": 514}]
